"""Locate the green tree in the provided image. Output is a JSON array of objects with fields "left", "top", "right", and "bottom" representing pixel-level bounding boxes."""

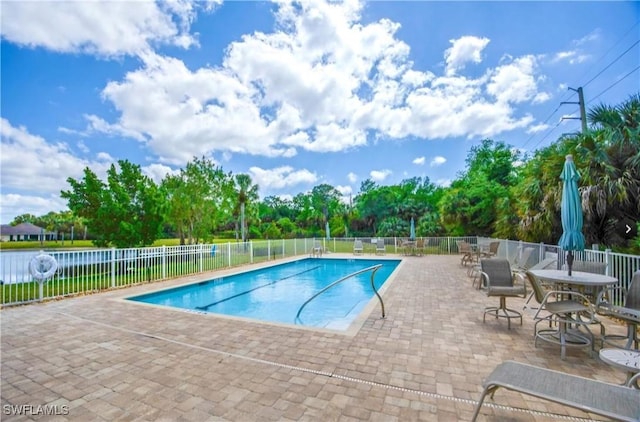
[
  {"left": 513, "top": 94, "right": 639, "bottom": 249},
  {"left": 161, "top": 156, "right": 232, "bottom": 245},
  {"left": 439, "top": 139, "right": 520, "bottom": 236},
  {"left": 61, "top": 160, "right": 164, "bottom": 247},
  {"left": 231, "top": 174, "right": 259, "bottom": 242}
]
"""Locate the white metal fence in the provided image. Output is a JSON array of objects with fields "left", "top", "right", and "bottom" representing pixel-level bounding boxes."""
[{"left": 1, "top": 236, "right": 639, "bottom": 307}]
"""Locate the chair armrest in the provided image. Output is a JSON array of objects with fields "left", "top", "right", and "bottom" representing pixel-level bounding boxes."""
[
  {"left": 514, "top": 272, "right": 527, "bottom": 297},
  {"left": 596, "top": 286, "right": 623, "bottom": 306},
  {"left": 627, "top": 372, "right": 640, "bottom": 389}
]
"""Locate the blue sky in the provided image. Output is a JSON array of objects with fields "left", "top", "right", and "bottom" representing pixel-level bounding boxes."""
[{"left": 1, "top": 0, "right": 638, "bottom": 224}]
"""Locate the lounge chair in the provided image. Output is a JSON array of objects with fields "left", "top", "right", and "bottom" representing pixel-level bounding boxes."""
[
  {"left": 375, "top": 239, "right": 386, "bottom": 255},
  {"left": 471, "top": 360, "right": 640, "bottom": 421},
  {"left": 511, "top": 246, "right": 534, "bottom": 272},
  {"left": 523, "top": 271, "right": 600, "bottom": 359},
  {"left": 597, "top": 270, "right": 640, "bottom": 349},
  {"left": 353, "top": 239, "right": 363, "bottom": 255},
  {"left": 480, "top": 259, "right": 527, "bottom": 329}
]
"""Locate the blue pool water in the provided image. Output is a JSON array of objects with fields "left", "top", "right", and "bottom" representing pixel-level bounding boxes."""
[{"left": 128, "top": 258, "right": 400, "bottom": 330}]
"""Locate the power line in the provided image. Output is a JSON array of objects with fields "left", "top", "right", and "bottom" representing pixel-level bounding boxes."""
[
  {"left": 582, "top": 39, "right": 640, "bottom": 88},
  {"left": 529, "top": 118, "right": 567, "bottom": 151},
  {"left": 589, "top": 65, "right": 640, "bottom": 104},
  {"left": 523, "top": 23, "right": 640, "bottom": 152},
  {"left": 575, "top": 21, "right": 640, "bottom": 88}
]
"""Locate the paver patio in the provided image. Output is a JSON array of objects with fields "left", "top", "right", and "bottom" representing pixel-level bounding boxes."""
[{"left": 1, "top": 255, "right": 633, "bottom": 421}]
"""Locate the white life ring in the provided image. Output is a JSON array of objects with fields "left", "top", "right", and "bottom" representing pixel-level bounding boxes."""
[{"left": 29, "top": 253, "right": 58, "bottom": 282}]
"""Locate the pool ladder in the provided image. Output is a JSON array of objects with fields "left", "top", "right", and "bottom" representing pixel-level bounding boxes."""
[{"left": 295, "top": 264, "right": 385, "bottom": 324}]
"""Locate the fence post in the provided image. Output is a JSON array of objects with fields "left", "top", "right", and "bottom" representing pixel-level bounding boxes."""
[
  {"left": 162, "top": 245, "right": 167, "bottom": 279},
  {"left": 250, "top": 241, "right": 253, "bottom": 264},
  {"left": 447, "top": 237, "right": 451, "bottom": 254},
  {"left": 111, "top": 247, "right": 116, "bottom": 288},
  {"left": 227, "top": 242, "right": 231, "bottom": 268},
  {"left": 605, "top": 249, "right": 612, "bottom": 276},
  {"left": 268, "top": 240, "right": 271, "bottom": 261},
  {"left": 294, "top": 238, "right": 297, "bottom": 256},
  {"left": 539, "top": 242, "right": 544, "bottom": 262},
  {"left": 199, "top": 244, "right": 203, "bottom": 273},
  {"left": 282, "top": 239, "right": 286, "bottom": 258}
]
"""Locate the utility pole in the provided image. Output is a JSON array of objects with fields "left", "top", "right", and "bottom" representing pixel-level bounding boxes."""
[{"left": 560, "top": 87, "right": 587, "bottom": 134}]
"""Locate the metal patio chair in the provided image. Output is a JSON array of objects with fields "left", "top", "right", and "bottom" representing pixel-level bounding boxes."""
[{"left": 480, "top": 258, "right": 527, "bottom": 329}]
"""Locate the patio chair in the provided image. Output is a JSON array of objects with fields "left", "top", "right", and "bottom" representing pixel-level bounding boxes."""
[
  {"left": 480, "top": 241, "right": 500, "bottom": 258},
  {"left": 471, "top": 360, "right": 640, "bottom": 422},
  {"left": 375, "top": 239, "right": 386, "bottom": 255},
  {"left": 353, "top": 239, "right": 363, "bottom": 255},
  {"left": 480, "top": 259, "right": 527, "bottom": 329},
  {"left": 522, "top": 257, "right": 558, "bottom": 310},
  {"left": 414, "top": 238, "right": 425, "bottom": 256},
  {"left": 566, "top": 260, "right": 607, "bottom": 275},
  {"left": 524, "top": 271, "right": 601, "bottom": 360},
  {"left": 456, "top": 240, "right": 475, "bottom": 267},
  {"left": 310, "top": 240, "right": 323, "bottom": 257},
  {"left": 597, "top": 270, "right": 640, "bottom": 350}
]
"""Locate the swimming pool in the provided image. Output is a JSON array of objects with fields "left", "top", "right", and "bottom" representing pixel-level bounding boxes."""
[{"left": 127, "top": 258, "right": 400, "bottom": 330}]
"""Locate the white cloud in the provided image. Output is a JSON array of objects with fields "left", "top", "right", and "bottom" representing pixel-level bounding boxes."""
[
  {"left": 335, "top": 184, "right": 353, "bottom": 200},
  {"left": 347, "top": 172, "right": 358, "bottom": 183},
  {"left": 430, "top": 156, "right": 446, "bottom": 167},
  {"left": 142, "top": 163, "right": 178, "bottom": 185},
  {"left": 551, "top": 50, "right": 590, "bottom": 65},
  {"left": 1, "top": 0, "right": 555, "bottom": 183},
  {"left": 444, "top": 36, "right": 490, "bottom": 76},
  {"left": 486, "top": 55, "right": 550, "bottom": 104},
  {"left": 0, "top": 193, "right": 68, "bottom": 225},
  {"left": 248, "top": 166, "right": 317, "bottom": 191},
  {"left": 0, "top": 0, "right": 214, "bottom": 57},
  {"left": 412, "top": 156, "right": 425, "bottom": 165},
  {"left": 526, "top": 123, "right": 550, "bottom": 134},
  {"left": 0, "top": 118, "right": 114, "bottom": 223},
  {"left": 77, "top": 1, "right": 549, "bottom": 165},
  {"left": 435, "top": 179, "right": 451, "bottom": 187},
  {"left": 370, "top": 169, "right": 392, "bottom": 182}
]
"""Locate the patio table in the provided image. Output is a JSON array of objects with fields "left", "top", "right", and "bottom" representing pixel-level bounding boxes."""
[
  {"left": 528, "top": 269, "right": 617, "bottom": 300},
  {"left": 529, "top": 270, "right": 618, "bottom": 354},
  {"left": 599, "top": 348, "right": 640, "bottom": 387}
]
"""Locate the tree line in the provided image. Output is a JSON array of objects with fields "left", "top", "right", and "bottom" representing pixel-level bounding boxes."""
[{"left": 10, "top": 94, "right": 640, "bottom": 253}]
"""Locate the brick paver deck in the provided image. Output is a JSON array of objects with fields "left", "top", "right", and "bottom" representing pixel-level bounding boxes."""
[{"left": 1, "top": 255, "right": 632, "bottom": 421}]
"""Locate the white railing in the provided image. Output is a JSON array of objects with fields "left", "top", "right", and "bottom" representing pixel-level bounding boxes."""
[{"left": 1, "top": 237, "right": 638, "bottom": 307}]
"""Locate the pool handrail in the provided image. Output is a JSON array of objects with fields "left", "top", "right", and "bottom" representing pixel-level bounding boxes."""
[{"left": 295, "top": 264, "right": 384, "bottom": 325}]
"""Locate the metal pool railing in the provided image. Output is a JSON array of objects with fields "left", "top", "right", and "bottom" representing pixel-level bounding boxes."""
[{"left": 295, "top": 264, "right": 384, "bottom": 325}]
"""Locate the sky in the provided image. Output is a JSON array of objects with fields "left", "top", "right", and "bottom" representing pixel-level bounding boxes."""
[{"left": 1, "top": 0, "right": 639, "bottom": 225}]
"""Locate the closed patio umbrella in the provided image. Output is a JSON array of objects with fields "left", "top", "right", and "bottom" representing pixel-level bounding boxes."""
[
  {"left": 409, "top": 217, "right": 416, "bottom": 241},
  {"left": 558, "top": 155, "right": 585, "bottom": 276}
]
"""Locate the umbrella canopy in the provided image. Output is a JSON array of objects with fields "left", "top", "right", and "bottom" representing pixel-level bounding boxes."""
[
  {"left": 558, "top": 155, "right": 585, "bottom": 275},
  {"left": 325, "top": 221, "right": 331, "bottom": 240},
  {"left": 409, "top": 217, "right": 416, "bottom": 241}
]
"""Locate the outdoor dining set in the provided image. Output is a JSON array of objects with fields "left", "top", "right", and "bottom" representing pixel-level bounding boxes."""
[{"left": 461, "top": 244, "right": 640, "bottom": 421}]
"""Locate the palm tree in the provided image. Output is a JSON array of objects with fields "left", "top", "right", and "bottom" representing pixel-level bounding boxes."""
[{"left": 233, "top": 174, "right": 259, "bottom": 242}]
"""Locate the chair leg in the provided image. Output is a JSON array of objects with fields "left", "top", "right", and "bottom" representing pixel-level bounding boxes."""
[{"left": 483, "top": 297, "right": 522, "bottom": 329}]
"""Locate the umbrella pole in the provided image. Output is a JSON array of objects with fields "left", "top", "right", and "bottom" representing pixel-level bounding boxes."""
[{"left": 567, "top": 251, "right": 574, "bottom": 276}]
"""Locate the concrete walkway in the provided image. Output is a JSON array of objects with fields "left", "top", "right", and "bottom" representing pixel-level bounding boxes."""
[{"left": 1, "top": 255, "right": 632, "bottom": 421}]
